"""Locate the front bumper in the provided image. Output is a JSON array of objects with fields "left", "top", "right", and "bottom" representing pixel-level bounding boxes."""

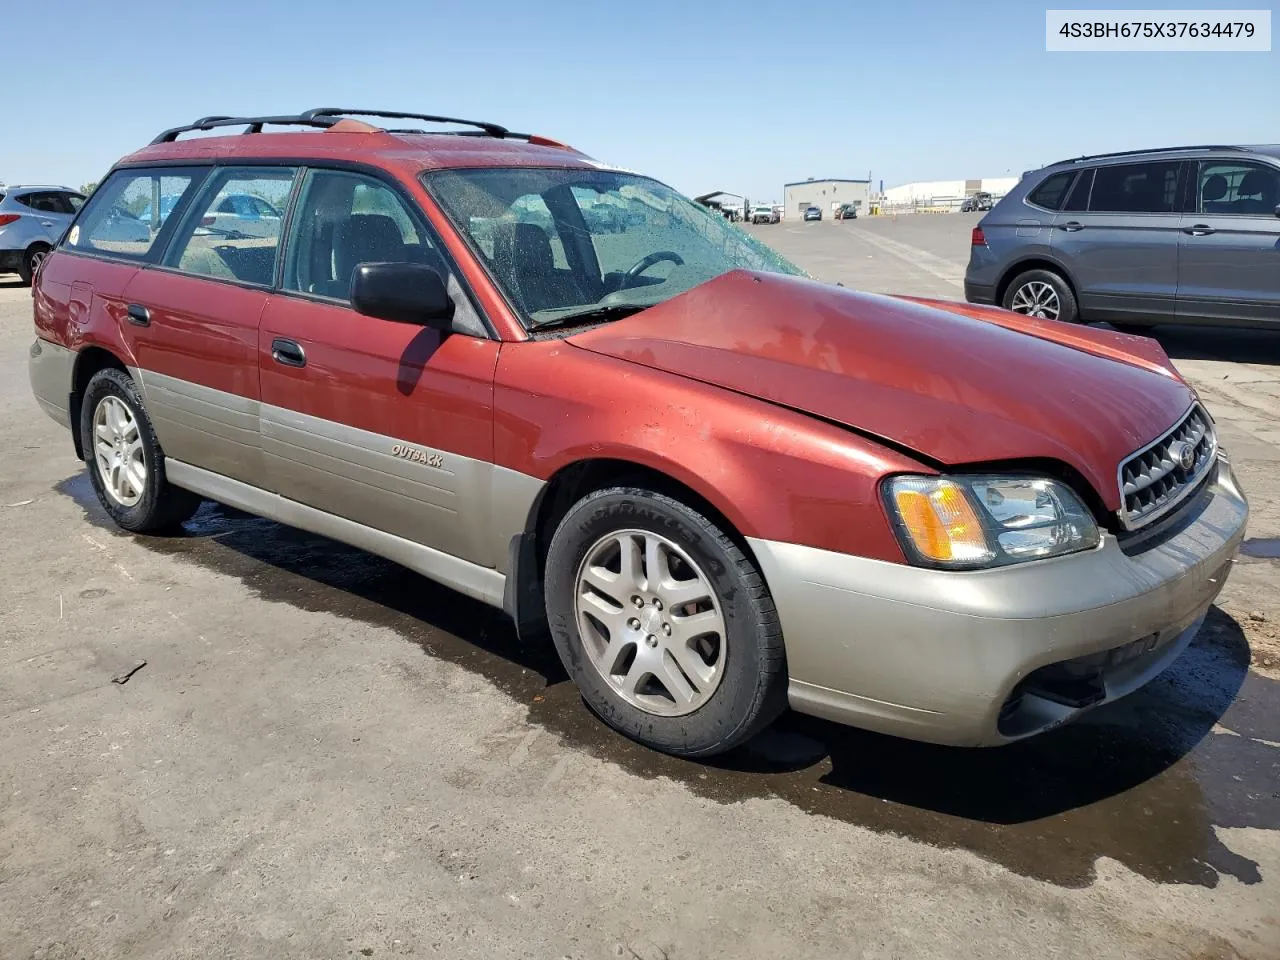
[{"left": 748, "top": 458, "right": 1248, "bottom": 746}]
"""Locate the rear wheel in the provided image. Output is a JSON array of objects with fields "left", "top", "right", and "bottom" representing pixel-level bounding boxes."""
[
  {"left": 79, "top": 368, "right": 201, "bottom": 533},
  {"left": 545, "top": 487, "right": 787, "bottom": 757},
  {"left": 17, "top": 244, "right": 49, "bottom": 285},
  {"left": 1002, "top": 268, "right": 1078, "bottom": 324}
]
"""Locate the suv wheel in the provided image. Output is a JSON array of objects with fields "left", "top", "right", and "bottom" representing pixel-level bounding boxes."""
[
  {"left": 79, "top": 368, "right": 201, "bottom": 533},
  {"left": 544, "top": 487, "right": 787, "bottom": 757},
  {"left": 1002, "top": 268, "right": 1078, "bottom": 323},
  {"left": 18, "top": 244, "right": 50, "bottom": 285}
]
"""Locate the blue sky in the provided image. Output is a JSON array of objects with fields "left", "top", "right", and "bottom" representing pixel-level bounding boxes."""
[{"left": 5, "top": 0, "right": 1276, "bottom": 201}]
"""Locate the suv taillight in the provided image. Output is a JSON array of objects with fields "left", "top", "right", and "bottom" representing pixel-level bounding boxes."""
[
  {"left": 971, "top": 226, "right": 986, "bottom": 246},
  {"left": 0, "top": 214, "right": 20, "bottom": 227}
]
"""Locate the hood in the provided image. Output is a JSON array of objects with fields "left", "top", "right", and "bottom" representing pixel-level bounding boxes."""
[{"left": 566, "top": 271, "right": 1195, "bottom": 511}]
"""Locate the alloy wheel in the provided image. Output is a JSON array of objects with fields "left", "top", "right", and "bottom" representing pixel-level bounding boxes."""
[
  {"left": 574, "top": 529, "right": 726, "bottom": 717},
  {"left": 92, "top": 395, "right": 146, "bottom": 507},
  {"left": 1008, "top": 280, "right": 1061, "bottom": 320}
]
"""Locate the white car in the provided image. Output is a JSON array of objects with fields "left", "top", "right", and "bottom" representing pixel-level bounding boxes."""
[{"left": 750, "top": 205, "right": 778, "bottom": 224}]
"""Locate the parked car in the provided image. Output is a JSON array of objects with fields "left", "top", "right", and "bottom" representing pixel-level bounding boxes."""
[
  {"left": 0, "top": 185, "right": 86, "bottom": 283},
  {"left": 966, "top": 145, "right": 1280, "bottom": 328},
  {"left": 834, "top": 204, "right": 858, "bottom": 220},
  {"left": 30, "top": 109, "right": 1248, "bottom": 759},
  {"left": 750, "top": 204, "right": 777, "bottom": 224},
  {"left": 802, "top": 206, "right": 822, "bottom": 222}
]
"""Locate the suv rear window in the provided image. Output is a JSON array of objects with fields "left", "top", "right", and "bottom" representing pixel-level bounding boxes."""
[
  {"left": 1089, "top": 161, "right": 1183, "bottom": 214},
  {"left": 1026, "top": 172, "right": 1076, "bottom": 211},
  {"left": 64, "top": 168, "right": 206, "bottom": 259}
]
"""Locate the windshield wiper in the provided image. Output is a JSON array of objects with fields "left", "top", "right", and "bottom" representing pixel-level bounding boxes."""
[{"left": 528, "top": 303, "right": 650, "bottom": 331}]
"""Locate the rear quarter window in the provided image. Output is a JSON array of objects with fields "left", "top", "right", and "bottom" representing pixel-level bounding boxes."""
[
  {"left": 63, "top": 168, "right": 207, "bottom": 260},
  {"left": 1026, "top": 171, "right": 1076, "bottom": 211}
]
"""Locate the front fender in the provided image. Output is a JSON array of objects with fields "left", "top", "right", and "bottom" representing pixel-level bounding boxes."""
[{"left": 493, "top": 340, "right": 925, "bottom": 563}]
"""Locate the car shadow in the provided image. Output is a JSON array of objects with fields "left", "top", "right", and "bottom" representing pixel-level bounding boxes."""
[
  {"left": 0, "top": 274, "right": 27, "bottom": 289},
  {"left": 1108, "top": 323, "right": 1280, "bottom": 366},
  {"left": 56, "top": 473, "right": 1276, "bottom": 889}
]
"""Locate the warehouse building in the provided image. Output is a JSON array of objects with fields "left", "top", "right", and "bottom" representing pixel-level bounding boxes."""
[
  {"left": 881, "top": 177, "right": 1020, "bottom": 210},
  {"left": 783, "top": 178, "right": 870, "bottom": 219}
]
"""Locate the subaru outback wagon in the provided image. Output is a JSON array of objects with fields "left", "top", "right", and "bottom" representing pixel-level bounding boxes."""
[
  {"left": 966, "top": 144, "right": 1280, "bottom": 329},
  {"left": 30, "top": 109, "right": 1248, "bottom": 757}
]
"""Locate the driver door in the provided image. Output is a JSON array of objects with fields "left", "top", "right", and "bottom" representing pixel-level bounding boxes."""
[{"left": 258, "top": 167, "right": 503, "bottom": 566}]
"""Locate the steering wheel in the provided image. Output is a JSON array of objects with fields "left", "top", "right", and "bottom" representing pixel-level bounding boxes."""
[{"left": 622, "top": 250, "right": 684, "bottom": 287}]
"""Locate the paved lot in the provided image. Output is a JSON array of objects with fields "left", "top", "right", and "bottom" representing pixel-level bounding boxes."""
[{"left": 1, "top": 222, "right": 1278, "bottom": 960}]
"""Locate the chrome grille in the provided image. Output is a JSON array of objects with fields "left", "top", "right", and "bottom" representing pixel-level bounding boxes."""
[{"left": 1117, "top": 404, "right": 1216, "bottom": 530}]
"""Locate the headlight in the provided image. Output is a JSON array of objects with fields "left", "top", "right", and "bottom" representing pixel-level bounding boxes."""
[{"left": 884, "top": 475, "right": 1100, "bottom": 569}]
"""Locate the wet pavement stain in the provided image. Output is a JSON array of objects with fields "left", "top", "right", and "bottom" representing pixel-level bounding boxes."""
[
  {"left": 1241, "top": 538, "right": 1280, "bottom": 561},
  {"left": 57, "top": 473, "right": 1280, "bottom": 889}
]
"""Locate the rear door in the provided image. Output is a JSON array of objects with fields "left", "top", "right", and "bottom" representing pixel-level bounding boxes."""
[
  {"left": 120, "top": 165, "right": 298, "bottom": 489},
  {"left": 1177, "top": 158, "right": 1280, "bottom": 325},
  {"left": 258, "top": 167, "right": 503, "bottom": 566},
  {"left": 1050, "top": 159, "right": 1186, "bottom": 322},
  {"left": 21, "top": 192, "right": 75, "bottom": 243}
]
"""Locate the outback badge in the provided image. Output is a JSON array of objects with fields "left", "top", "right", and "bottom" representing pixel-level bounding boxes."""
[{"left": 392, "top": 443, "right": 443, "bottom": 469}]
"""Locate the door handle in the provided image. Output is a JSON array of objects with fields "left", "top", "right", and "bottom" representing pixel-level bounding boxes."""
[
  {"left": 1058, "top": 220, "right": 1084, "bottom": 232},
  {"left": 126, "top": 304, "right": 150, "bottom": 327},
  {"left": 40, "top": 220, "right": 56, "bottom": 228},
  {"left": 1182, "top": 224, "right": 1215, "bottom": 236},
  {"left": 271, "top": 338, "right": 306, "bottom": 368}
]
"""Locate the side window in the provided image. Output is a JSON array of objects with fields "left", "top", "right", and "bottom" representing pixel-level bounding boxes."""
[
  {"left": 27, "top": 192, "right": 64, "bottom": 213},
  {"left": 1198, "top": 161, "right": 1280, "bottom": 216},
  {"left": 1061, "top": 169, "right": 1093, "bottom": 212},
  {"left": 1089, "top": 161, "right": 1183, "bottom": 214},
  {"left": 63, "top": 168, "right": 205, "bottom": 259},
  {"left": 165, "top": 168, "right": 296, "bottom": 285},
  {"left": 282, "top": 169, "right": 448, "bottom": 301},
  {"left": 66, "top": 194, "right": 86, "bottom": 212},
  {"left": 1026, "top": 172, "right": 1076, "bottom": 211}
]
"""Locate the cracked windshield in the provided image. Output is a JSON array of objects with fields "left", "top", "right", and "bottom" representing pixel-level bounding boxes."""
[{"left": 426, "top": 168, "right": 805, "bottom": 327}]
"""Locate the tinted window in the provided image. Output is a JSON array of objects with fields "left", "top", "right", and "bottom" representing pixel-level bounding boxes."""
[
  {"left": 1198, "top": 161, "right": 1280, "bottom": 216},
  {"left": 64, "top": 169, "right": 204, "bottom": 259},
  {"left": 1089, "top": 161, "right": 1183, "bottom": 214},
  {"left": 1062, "top": 169, "right": 1093, "bottom": 212},
  {"left": 282, "top": 169, "right": 448, "bottom": 301},
  {"left": 165, "top": 168, "right": 296, "bottom": 285},
  {"left": 1026, "top": 172, "right": 1076, "bottom": 211}
]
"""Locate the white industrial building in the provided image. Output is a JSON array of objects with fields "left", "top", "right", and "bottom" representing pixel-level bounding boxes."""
[
  {"left": 880, "top": 177, "right": 1020, "bottom": 210},
  {"left": 783, "top": 178, "right": 871, "bottom": 219}
]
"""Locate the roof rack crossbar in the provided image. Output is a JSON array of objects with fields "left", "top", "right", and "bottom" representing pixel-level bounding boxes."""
[
  {"left": 1052, "top": 144, "right": 1248, "bottom": 165},
  {"left": 150, "top": 109, "right": 542, "bottom": 146},
  {"left": 151, "top": 114, "right": 341, "bottom": 144},
  {"left": 301, "top": 108, "right": 512, "bottom": 139}
]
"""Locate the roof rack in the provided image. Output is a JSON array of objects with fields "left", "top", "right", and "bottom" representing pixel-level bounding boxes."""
[
  {"left": 1051, "top": 144, "right": 1248, "bottom": 165},
  {"left": 150, "top": 108, "right": 531, "bottom": 145}
]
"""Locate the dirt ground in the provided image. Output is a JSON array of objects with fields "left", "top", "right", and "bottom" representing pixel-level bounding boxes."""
[{"left": 1, "top": 220, "right": 1278, "bottom": 960}]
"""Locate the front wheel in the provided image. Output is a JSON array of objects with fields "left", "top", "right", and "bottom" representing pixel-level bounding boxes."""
[
  {"left": 79, "top": 368, "right": 201, "bottom": 533},
  {"left": 1002, "top": 268, "right": 1078, "bottom": 324},
  {"left": 545, "top": 487, "right": 787, "bottom": 757}
]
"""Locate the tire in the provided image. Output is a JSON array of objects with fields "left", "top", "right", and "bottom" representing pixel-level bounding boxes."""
[
  {"left": 17, "top": 244, "right": 49, "bottom": 285},
  {"left": 1001, "top": 268, "right": 1078, "bottom": 324},
  {"left": 79, "top": 368, "right": 201, "bottom": 533},
  {"left": 545, "top": 486, "right": 787, "bottom": 758}
]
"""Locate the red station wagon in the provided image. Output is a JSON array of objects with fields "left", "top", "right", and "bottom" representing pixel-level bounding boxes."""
[{"left": 29, "top": 109, "right": 1249, "bottom": 757}]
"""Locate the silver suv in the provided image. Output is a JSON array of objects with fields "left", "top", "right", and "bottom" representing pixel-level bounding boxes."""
[
  {"left": 965, "top": 145, "right": 1280, "bottom": 329},
  {"left": 0, "top": 185, "right": 86, "bottom": 283}
]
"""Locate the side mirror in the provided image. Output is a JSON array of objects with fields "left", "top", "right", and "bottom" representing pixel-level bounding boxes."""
[
  {"left": 1274, "top": 204, "right": 1280, "bottom": 219},
  {"left": 350, "top": 262, "right": 454, "bottom": 330}
]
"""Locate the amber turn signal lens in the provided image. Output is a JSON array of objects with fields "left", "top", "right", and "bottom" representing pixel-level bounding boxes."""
[{"left": 890, "top": 479, "right": 993, "bottom": 564}]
